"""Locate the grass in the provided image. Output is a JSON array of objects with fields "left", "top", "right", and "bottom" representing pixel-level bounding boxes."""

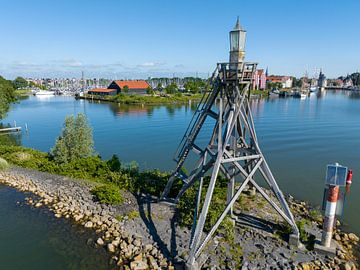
[
  {"left": 83, "top": 93, "right": 203, "bottom": 105},
  {"left": 250, "top": 89, "right": 269, "bottom": 97},
  {"left": 14, "top": 89, "right": 32, "bottom": 96}
]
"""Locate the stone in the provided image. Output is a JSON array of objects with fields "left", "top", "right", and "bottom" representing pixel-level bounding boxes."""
[
  {"left": 130, "top": 260, "right": 148, "bottom": 270},
  {"left": 133, "top": 254, "right": 142, "bottom": 261},
  {"left": 299, "top": 262, "right": 311, "bottom": 270},
  {"left": 96, "top": 237, "right": 104, "bottom": 245},
  {"left": 340, "top": 262, "right": 352, "bottom": 270},
  {"left": 133, "top": 238, "right": 142, "bottom": 247},
  {"left": 107, "top": 243, "right": 116, "bottom": 253},
  {"left": 55, "top": 213, "right": 62, "bottom": 218},
  {"left": 84, "top": 221, "right": 93, "bottom": 228},
  {"left": 348, "top": 233, "right": 359, "bottom": 242},
  {"left": 334, "top": 234, "right": 342, "bottom": 241},
  {"left": 35, "top": 202, "right": 42, "bottom": 208}
]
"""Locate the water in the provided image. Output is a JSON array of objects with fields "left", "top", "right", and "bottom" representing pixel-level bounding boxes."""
[
  {"left": 0, "top": 184, "right": 111, "bottom": 270},
  {"left": 1, "top": 91, "right": 360, "bottom": 236}
]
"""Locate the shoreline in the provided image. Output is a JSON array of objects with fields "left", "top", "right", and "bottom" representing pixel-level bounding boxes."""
[
  {"left": 0, "top": 166, "right": 359, "bottom": 269},
  {"left": 0, "top": 166, "right": 174, "bottom": 269}
]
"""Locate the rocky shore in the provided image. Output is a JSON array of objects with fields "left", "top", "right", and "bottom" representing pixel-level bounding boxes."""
[
  {"left": 0, "top": 167, "right": 174, "bottom": 270},
  {"left": 0, "top": 166, "right": 359, "bottom": 269}
]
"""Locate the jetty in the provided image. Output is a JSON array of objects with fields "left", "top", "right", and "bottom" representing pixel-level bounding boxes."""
[{"left": 0, "top": 126, "right": 21, "bottom": 133}]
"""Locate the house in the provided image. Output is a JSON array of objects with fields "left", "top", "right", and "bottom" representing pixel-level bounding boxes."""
[
  {"left": 252, "top": 69, "right": 266, "bottom": 90},
  {"left": 267, "top": 75, "right": 293, "bottom": 88},
  {"left": 107, "top": 80, "right": 150, "bottom": 95},
  {"left": 87, "top": 88, "right": 117, "bottom": 96}
]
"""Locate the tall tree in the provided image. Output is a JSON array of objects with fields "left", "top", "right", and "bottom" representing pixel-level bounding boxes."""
[
  {"left": 51, "top": 113, "right": 94, "bottom": 163},
  {"left": 0, "top": 76, "right": 16, "bottom": 119},
  {"left": 12, "top": 77, "right": 28, "bottom": 89}
]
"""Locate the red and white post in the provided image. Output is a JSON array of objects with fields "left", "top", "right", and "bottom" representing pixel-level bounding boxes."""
[{"left": 321, "top": 185, "right": 339, "bottom": 247}]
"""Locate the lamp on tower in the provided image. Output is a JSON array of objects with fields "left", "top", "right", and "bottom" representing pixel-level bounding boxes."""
[{"left": 229, "top": 17, "right": 246, "bottom": 66}]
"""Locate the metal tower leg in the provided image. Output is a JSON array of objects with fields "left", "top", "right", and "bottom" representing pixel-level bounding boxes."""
[{"left": 162, "top": 62, "right": 299, "bottom": 269}]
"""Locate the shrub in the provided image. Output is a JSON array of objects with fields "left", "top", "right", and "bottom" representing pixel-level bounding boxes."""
[
  {"left": 0, "top": 157, "right": 9, "bottom": 171},
  {"left": 90, "top": 184, "right": 123, "bottom": 205},
  {"left": 59, "top": 156, "right": 111, "bottom": 181}
]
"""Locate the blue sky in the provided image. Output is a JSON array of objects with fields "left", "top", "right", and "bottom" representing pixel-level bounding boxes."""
[{"left": 0, "top": 0, "right": 359, "bottom": 79}]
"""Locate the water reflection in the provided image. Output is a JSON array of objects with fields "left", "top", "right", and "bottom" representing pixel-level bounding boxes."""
[{"left": 0, "top": 123, "right": 22, "bottom": 146}]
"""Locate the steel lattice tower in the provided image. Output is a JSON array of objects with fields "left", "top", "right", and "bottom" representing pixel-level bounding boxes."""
[{"left": 161, "top": 19, "right": 300, "bottom": 269}]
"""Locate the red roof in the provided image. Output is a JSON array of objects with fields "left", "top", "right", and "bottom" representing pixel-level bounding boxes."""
[
  {"left": 88, "top": 88, "right": 116, "bottom": 93},
  {"left": 113, "top": 80, "right": 150, "bottom": 89}
]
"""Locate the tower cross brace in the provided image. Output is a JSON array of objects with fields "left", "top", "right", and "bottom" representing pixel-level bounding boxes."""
[{"left": 161, "top": 61, "right": 300, "bottom": 268}]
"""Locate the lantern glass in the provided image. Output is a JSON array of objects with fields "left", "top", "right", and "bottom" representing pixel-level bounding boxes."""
[
  {"left": 230, "top": 31, "right": 239, "bottom": 51},
  {"left": 239, "top": 30, "right": 246, "bottom": 50}
]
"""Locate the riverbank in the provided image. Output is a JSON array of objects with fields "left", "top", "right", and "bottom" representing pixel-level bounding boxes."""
[
  {"left": 78, "top": 93, "right": 204, "bottom": 105},
  {"left": 0, "top": 164, "right": 359, "bottom": 269}
]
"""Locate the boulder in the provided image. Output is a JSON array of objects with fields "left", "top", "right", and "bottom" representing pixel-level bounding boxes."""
[
  {"left": 107, "top": 243, "right": 116, "bottom": 253},
  {"left": 84, "top": 221, "right": 93, "bottom": 228},
  {"left": 96, "top": 237, "right": 105, "bottom": 246},
  {"left": 130, "top": 260, "right": 148, "bottom": 270},
  {"left": 348, "top": 233, "right": 359, "bottom": 242}
]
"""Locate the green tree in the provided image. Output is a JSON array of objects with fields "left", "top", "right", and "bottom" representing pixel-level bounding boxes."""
[
  {"left": 122, "top": 85, "right": 129, "bottom": 93},
  {"left": 165, "top": 83, "right": 178, "bottom": 94},
  {"left": 51, "top": 113, "right": 94, "bottom": 163},
  {"left": 146, "top": 86, "right": 154, "bottom": 95},
  {"left": 0, "top": 76, "right": 16, "bottom": 119},
  {"left": 12, "top": 77, "right": 28, "bottom": 89}
]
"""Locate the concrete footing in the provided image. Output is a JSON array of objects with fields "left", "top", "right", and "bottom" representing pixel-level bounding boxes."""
[
  {"left": 314, "top": 239, "right": 337, "bottom": 257},
  {"left": 185, "top": 261, "right": 199, "bottom": 270},
  {"left": 289, "top": 233, "right": 300, "bottom": 247}
]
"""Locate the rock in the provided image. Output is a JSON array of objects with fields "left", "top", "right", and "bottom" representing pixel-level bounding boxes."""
[
  {"left": 130, "top": 260, "right": 148, "bottom": 270},
  {"left": 107, "top": 243, "right": 116, "bottom": 253},
  {"left": 340, "top": 262, "right": 352, "bottom": 270},
  {"left": 133, "top": 238, "right": 142, "bottom": 247},
  {"left": 84, "top": 221, "right": 93, "bottom": 228},
  {"left": 133, "top": 254, "right": 142, "bottom": 261},
  {"left": 145, "top": 244, "right": 153, "bottom": 252},
  {"left": 55, "top": 213, "right": 62, "bottom": 218},
  {"left": 96, "top": 237, "right": 104, "bottom": 246},
  {"left": 299, "top": 263, "right": 311, "bottom": 270},
  {"left": 35, "top": 202, "right": 42, "bottom": 208},
  {"left": 348, "top": 233, "right": 359, "bottom": 242},
  {"left": 335, "top": 234, "right": 342, "bottom": 241}
]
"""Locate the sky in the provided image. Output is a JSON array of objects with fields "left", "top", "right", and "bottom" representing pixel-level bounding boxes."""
[{"left": 0, "top": 0, "right": 359, "bottom": 79}]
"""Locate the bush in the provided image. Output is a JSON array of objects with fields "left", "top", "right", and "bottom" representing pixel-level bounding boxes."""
[
  {"left": 0, "top": 157, "right": 9, "bottom": 171},
  {"left": 59, "top": 156, "right": 111, "bottom": 181},
  {"left": 90, "top": 184, "right": 123, "bottom": 205}
]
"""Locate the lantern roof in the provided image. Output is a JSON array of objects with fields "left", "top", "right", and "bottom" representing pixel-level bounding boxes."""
[{"left": 232, "top": 16, "right": 243, "bottom": 31}]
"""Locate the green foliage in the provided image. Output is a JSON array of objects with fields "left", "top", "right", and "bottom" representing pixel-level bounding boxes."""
[
  {"left": 165, "top": 83, "right": 178, "bottom": 94},
  {"left": 292, "top": 77, "right": 302, "bottom": 88},
  {"left": 266, "top": 81, "right": 282, "bottom": 90},
  {"left": 127, "top": 210, "right": 140, "bottom": 220},
  {"left": 0, "top": 124, "right": 21, "bottom": 146},
  {"left": 91, "top": 184, "right": 123, "bottom": 205},
  {"left": 0, "top": 157, "right": 9, "bottom": 171},
  {"left": 177, "top": 175, "right": 228, "bottom": 231},
  {"left": 59, "top": 156, "right": 111, "bottom": 181},
  {"left": 296, "top": 219, "right": 309, "bottom": 242},
  {"left": 12, "top": 77, "right": 28, "bottom": 89},
  {"left": 51, "top": 113, "right": 94, "bottom": 163},
  {"left": 309, "top": 209, "right": 322, "bottom": 223},
  {"left": 0, "top": 76, "right": 16, "bottom": 119},
  {"left": 107, "top": 154, "right": 121, "bottom": 172},
  {"left": 122, "top": 85, "right": 129, "bottom": 93},
  {"left": 146, "top": 86, "right": 155, "bottom": 95},
  {"left": 184, "top": 80, "right": 208, "bottom": 94}
]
